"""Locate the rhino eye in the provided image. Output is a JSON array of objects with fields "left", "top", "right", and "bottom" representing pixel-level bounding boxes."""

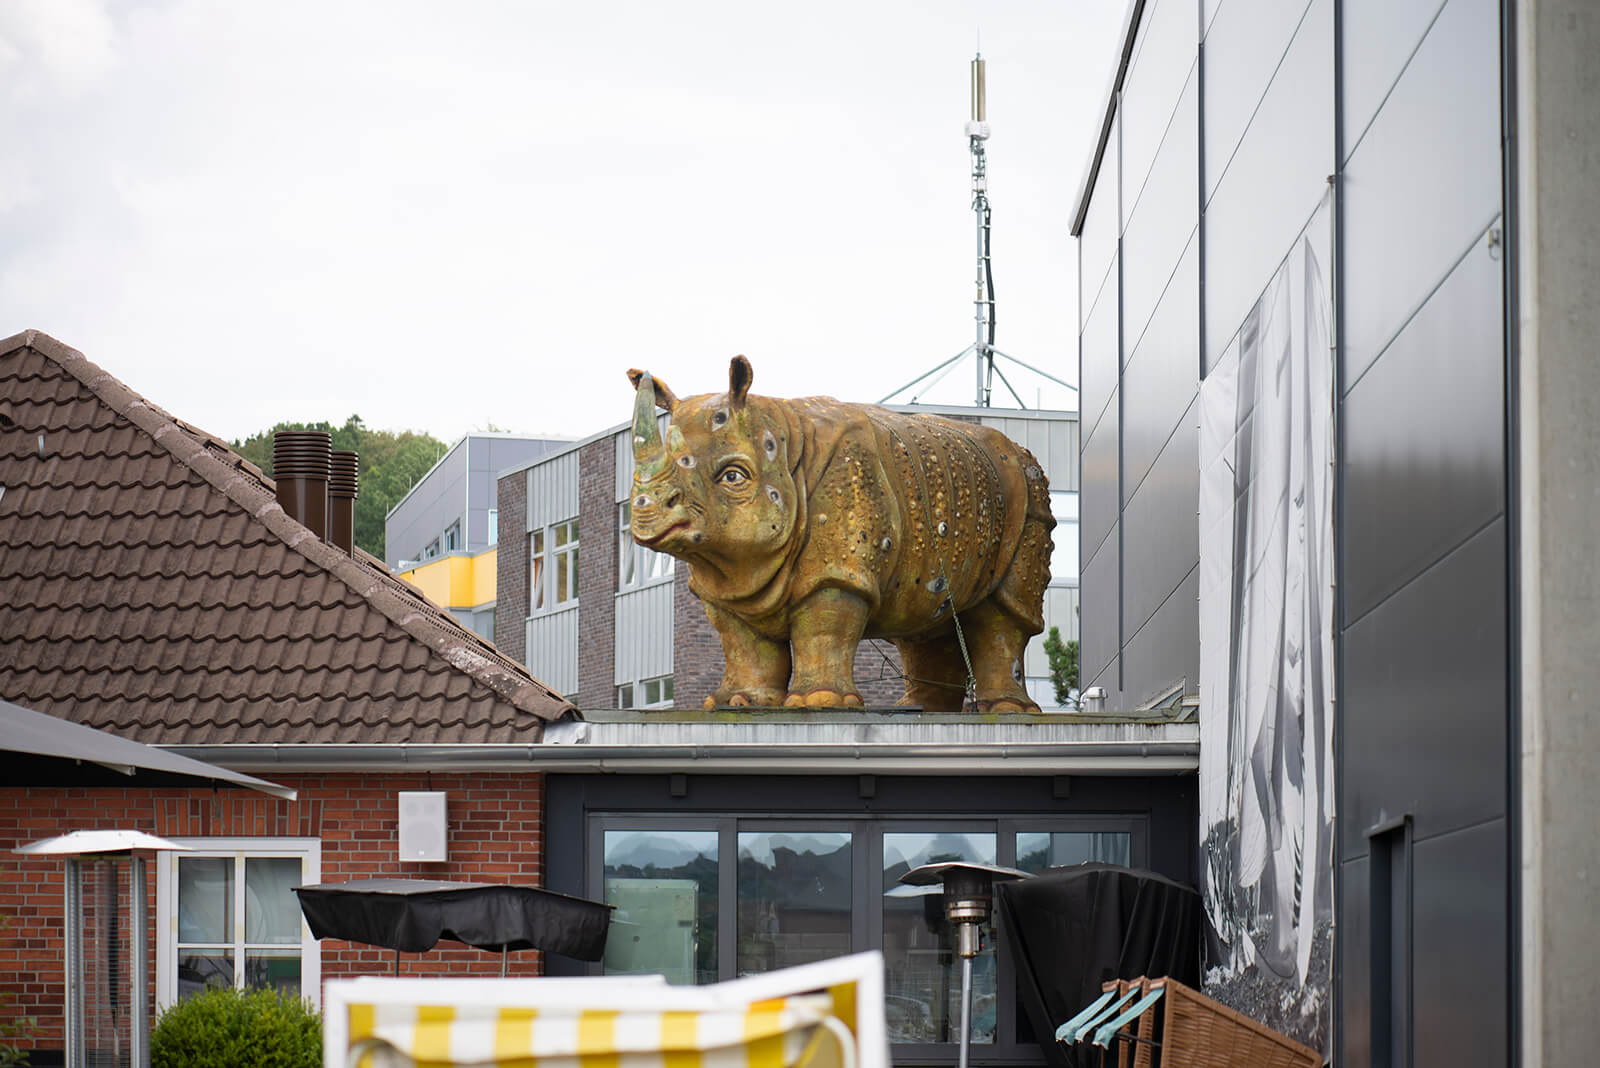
[
  {"left": 766, "top": 486, "right": 782, "bottom": 505},
  {"left": 712, "top": 408, "right": 730, "bottom": 428},
  {"left": 634, "top": 494, "right": 651, "bottom": 509},
  {"left": 763, "top": 431, "right": 778, "bottom": 460},
  {"left": 677, "top": 455, "right": 696, "bottom": 469},
  {"left": 718, "top": 467, "right": 748, "bottom": 486}
]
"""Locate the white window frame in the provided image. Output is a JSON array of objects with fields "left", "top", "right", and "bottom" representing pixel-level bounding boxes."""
[
  {"left": 443, "top": 521, "right": 461, "bottom": 553},
  {"left": 529, "top": 517, "right": 580, "bottom": 616},
  {"left": 617, "top": 502, "right": 674, "bottom": 591},
  {"left": 154, "top": 837, "right": 322, "bottom": 1010},
  {"left": 617, "top": 673, "right": 675, "bottom": 710}
]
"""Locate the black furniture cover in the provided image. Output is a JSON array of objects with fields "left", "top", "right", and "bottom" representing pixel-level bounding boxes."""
[
  {"left": 996, "top": 864, "right": 1202, "bottom": 1068},
  {"left": 294, "top": 879, "right": 613, "bottom": 962}
]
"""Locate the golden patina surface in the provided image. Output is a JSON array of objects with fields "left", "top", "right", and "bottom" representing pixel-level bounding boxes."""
[{"left": 628, "top": 357, "right": 1055, "bottom": 713}]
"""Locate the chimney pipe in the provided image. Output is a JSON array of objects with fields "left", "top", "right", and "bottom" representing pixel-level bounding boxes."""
[
  {"left": 328, "top": 449, "right": 359, "bottom": 554},
  {"left": 272, "top": 431, "right": 332, "bottom": 538}
]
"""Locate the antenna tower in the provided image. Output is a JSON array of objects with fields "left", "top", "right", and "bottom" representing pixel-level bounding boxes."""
[{"left": 882, "top": 54, "right": 1077, "bottom": 408}]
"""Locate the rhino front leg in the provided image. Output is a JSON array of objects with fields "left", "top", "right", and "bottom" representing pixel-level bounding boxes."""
[
  {"left": 703, "top": 603, "right": 791, "bottom": 709},
  {"left": 784, "top": 587, "right": 869, "bottom": 708}
]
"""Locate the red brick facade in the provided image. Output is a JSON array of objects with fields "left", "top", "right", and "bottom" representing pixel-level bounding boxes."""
[{"left": 0, "top": 772, "right": 545, "bottom": 1057}]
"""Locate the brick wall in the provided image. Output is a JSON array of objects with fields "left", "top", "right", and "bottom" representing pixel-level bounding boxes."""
[
  {"left": 577, "top": 437, "right": 617, "bottom": 710},
  {"left": 0, "top": 772, "right": 545, "bottom": 1058},
  {"left": 494, "top": 470, "right": 527, "bottom": 662},
  {"left": 671, "top": 567, "right": 907, "bottom": 709}
]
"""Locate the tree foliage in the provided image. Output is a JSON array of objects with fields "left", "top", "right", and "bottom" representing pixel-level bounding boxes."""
[
  {"left": 1042, "top": 625, "right": 1080, "bottom": 706},
  {"left": 232, "top": 415, "right": 446, "bottom": 560}
]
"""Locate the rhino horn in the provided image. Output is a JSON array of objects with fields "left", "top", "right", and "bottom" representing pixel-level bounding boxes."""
[{"left": 630, "top": 369, "right": 670, "bottom": 477}]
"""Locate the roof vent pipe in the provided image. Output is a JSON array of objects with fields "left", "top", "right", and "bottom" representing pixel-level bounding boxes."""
[
  {"left": 272, "top": 431, "right": 331, "bottom": 538},
  {"left": 328, "top": 449, "right": 359, "bottom": 554}
]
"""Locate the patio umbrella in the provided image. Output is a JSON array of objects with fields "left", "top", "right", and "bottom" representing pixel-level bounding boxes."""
[{"left": 293, "top": 879, "right": 613, "bottom": 975}]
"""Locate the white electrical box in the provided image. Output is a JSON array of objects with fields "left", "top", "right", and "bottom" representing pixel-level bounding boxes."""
[{"left": 397, "top": 791, "right": 448, "bottom": 862}]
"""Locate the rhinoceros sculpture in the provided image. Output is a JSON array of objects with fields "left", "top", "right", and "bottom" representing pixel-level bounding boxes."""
[{"left": 627, "top": 356, "right": 1055, "bottom": 714}]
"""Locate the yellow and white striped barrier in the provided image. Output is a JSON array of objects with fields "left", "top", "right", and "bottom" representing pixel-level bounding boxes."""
[{"left": 325, "top": 952, "right": 887, "bottom": 1068}]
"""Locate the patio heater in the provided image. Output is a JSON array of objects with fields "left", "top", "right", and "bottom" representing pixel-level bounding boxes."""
[
  {"left": 899, "top": 861, "right": 1029, "bottom": 1068},
  {"left": 13, "top": 830, "right": 191, "bottom": 1068}
]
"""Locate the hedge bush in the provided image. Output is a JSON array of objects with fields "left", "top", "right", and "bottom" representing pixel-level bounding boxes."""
[{"left": 150, "top": 987, "right": 320, "bottom": 1068}]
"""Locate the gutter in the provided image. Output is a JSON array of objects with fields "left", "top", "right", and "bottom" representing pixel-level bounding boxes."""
[{"left": 160, "top": 740, "right": 1198, "bottom": 776}]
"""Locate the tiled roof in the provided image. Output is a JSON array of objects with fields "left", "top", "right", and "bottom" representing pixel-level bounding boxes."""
[{"left": 0, "top": 330, "right": 575, "bottom": 744}]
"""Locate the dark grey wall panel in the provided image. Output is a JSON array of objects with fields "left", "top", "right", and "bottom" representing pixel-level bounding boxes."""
[
  {"left": 1080, "top": 389, "right": 1120, "bottom": 564},
  {"left": 1338, "top": 857, "right": 1373, "bottom": 1068},
  {"left": 1080, "top": 254, "right": 1120, "bottom": 443},
  {"left": 1202, "top": 0, "right": 1332, "bottom": 364},
  {"left": 1122, "top": 566, "right": 1199, "bottom": 708},
  {"left": 1340, "top": 0, "right": 1449, "bottom": 158},
  {"left": 1079, "top": 108, "right": 1120, "bottom": 329},
  {"left": 1122, "top": 397, "right": 1199, "bottom": 636},
  {"left": 1411, "top": 820, "right": 1508, "bottom": 1066},
  {"left": 1120, "top": 0, "right": 1198, "bottom": 220},
  {"left": 1340, "top": 519, "right": 1507, "bottom": 859},
  {"left": 1340, "top": 0, "right": 1501, "bottom": 383},
  {"left": 1123, "top": 237, "right": 1199, "bottom": 493},
  {"left": 1079, "top": 526, "right": 1120, "bottom": 692},
  {"left": 1122, "top": 68, "right": 1199, "bottom": 357},
  {"left": 1343, "top": 230, "right": 1504, "bottom": 619},
  {"left": 1203, "top": 0, "right": 1316, "bottom": 201}
]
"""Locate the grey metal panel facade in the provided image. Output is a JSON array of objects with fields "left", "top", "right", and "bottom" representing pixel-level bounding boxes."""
[
  {"left": 1080, "top": 253, "right": 1120, "bottom": 443},
  {"left": 471, "top": 437, "right": 565, "bottom": 549},
  {"left": 1079, "top": 105, "right": 1120, "bottom": 338},
  {"left": 1411, "top": 821, "right": 1508, "bottom": 1066},
  {"left": 385, "top": 440, "right": 467, "bottom": 568},
  {"left": 1202, "top": 0, "right": 1317, "bottom": 202},
  {"left": 1337, "top": 857, "right": 1373, "bottom": 1068},
  {"left": 1340, "top": 0, "right": 1450, "bottom": 157},
  {"left": 1121, "top": 397, "right": 1199, "bottom": 639},
  {"left": 1080, "top": 392, "right": 1119, "bottom": 567},
  {"left": 1079, "top": 521, "right": 1119, "bottom": 692},
  {"left": 1121, "top": 566, "right": 1198, "bottom": 709},
  {"left": 1342, "top": 231, "right": 1505, "bottom": 621},
  {"left": 526, "top": 449, "right": 580, "bottom": 531},
  {"left": 1121, "top": 66, "right": 1199, "bottom": 358},
  {"left": 1202, "top": 0, "right": 1333, "bottom": 364},
  {"left": 614, "top": 581, "right": 674, "bottom": 686},
  {"left": 1340, "top": 520, "right": 1507, "bottom": 859},
  {"left": 1339, "top": 0, "right": 1502, "bottom": 386},
  {"left": 525, "top": 606, "right": 579, "bottom": 697},
  {"left": 1122, "top": 237, "right": 1199, "bottom": 495},
  {"left": 1120, "top": 0, "right": 1198, "bottom": 220}
]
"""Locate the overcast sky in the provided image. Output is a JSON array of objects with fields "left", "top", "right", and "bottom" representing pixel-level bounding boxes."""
[{"left": 1, "top": 1, "right": 1124, "bottom": 444}]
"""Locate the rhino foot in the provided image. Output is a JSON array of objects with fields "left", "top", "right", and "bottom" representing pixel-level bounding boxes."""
[
  {"left": 704, "top": 686, "right": 787, "bottom": 710},
  {"left": 783, "top": 689, "right": 864, "bottom": 709},
  {"left": 977, "top": 696, "right": 1041, "bottom": 715}
]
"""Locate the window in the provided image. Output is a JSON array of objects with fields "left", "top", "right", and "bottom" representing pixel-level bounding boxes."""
[
  {"left": 618, "top": 501, "right": 674, "bottom": 590},
  {"left": 155, "top": 838, "right": 321, "bottom": 1009},
  {"left": 586, "top": 814, "right": 1141, "bottom": 1057},
  {"left": 617, "top": 674, "right": 674, "bottom": 709},
  {"left": 424, "top": 538, "right": 440, "bottom": 561},
  {"left": 529, "top": 518, "right": 579, "bottom": 615},
  {"left": 487, "top": 509, "right": 499, "bottom": 547},
  {"left": 443, "top": 521, "right": 460, "bottom": 553}
]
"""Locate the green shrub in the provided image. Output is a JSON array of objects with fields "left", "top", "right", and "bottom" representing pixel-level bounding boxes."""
[{"left": 151, "top": 987, "right": 320, "bottom": 1068}]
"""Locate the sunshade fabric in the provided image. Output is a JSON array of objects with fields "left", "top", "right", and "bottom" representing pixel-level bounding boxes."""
[
  {"left": 347, "top": 993, "right": 838, "bottom": 1068},
  {"left": 995, "top": 864, "right": 1202, "bottom": 1068},
  {"left": 0, "top": 699, "right": 296, "bottom": 799},
  {"left": 295, "top": 880, "right": 613, "bottom": 960}
]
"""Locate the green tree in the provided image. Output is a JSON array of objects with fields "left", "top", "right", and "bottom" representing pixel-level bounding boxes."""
[
  {"left": 232, "top": 416, "right": 446, "bottom": 561},
  {"left": 1042, "top": 626, "right": 1079, "bottom": 706}
]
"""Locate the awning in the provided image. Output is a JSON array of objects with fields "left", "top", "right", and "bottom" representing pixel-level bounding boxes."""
[
  {"left": 294, "top": 879, "right": 614, "bottom": 962},
  {"left": 0, "top": 699, "right": 296, "bottom": 800}
]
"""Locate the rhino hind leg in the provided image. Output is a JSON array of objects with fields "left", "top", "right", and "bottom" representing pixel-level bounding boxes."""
[
  {"left": 963, "top": 598, "right": 1043, "bottom": 715},
  {"left": 894, "top": 631, "right": 970, "bottom": 715},
  {"left": 703, "top": 603, "right": 791, "bottom": 709}
]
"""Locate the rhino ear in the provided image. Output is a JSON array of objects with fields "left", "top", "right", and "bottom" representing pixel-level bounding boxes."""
[
  {"left": 627, "top": 368, "right": 679, "bottom": 412},
  {"left": 729, "top": 355, "right": 753, "bottom": 409}
]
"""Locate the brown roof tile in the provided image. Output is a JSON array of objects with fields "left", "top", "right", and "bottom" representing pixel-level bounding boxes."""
[{"left": 0, "top": 330, "right": 574, "bottom": 744}]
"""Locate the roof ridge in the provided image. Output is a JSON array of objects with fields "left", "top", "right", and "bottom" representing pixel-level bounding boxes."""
[{"left": 4, "top": 329, "right": 573, "bottom": 727}]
